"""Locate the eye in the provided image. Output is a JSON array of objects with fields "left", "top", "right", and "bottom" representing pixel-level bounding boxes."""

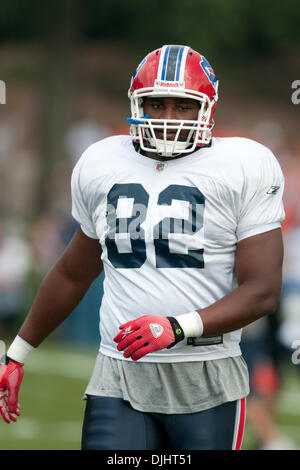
[
  {"left": 177, "top": 105, "right": 191, "bottom": 112},
  {"left": 151, "top": 102, "right": 163, "bottom": 110}
]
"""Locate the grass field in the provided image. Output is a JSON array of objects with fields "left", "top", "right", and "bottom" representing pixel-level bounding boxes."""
[
  {"left": 1, "top": 341, "right": 300, "bottom": 450},
  {"left": 0, "top": 341, "right": 96, "bottom": 450}
]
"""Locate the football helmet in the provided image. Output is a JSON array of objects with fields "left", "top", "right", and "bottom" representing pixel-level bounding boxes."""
[{"left": 127, "top": 45, "right": 219, "bottom": 157}]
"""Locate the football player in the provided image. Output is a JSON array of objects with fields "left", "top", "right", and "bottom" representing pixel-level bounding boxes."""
[{"left": 0, "top": 45, "right": 285, "bottom": 450}]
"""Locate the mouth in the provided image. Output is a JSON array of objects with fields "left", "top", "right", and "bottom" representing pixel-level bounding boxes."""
[{"left": 155, "top": 130, "right": 178, "bottom": 140}]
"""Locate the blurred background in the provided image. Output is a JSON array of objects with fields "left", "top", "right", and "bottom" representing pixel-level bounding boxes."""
[{"left": 0, "top": 0, "right": 300, "bottom": 450}]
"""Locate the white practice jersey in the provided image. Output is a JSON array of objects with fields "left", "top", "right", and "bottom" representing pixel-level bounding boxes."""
[{"left": 71, "top": 135, "right": 285, "bottom": 362}]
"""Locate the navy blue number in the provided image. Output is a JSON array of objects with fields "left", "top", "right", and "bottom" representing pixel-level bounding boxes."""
[
  {"left": 105, "top": 183, "right": 205, "bottom": 269},
  {"left": 105, "top": 183, "right": 149, "bottom": 268},
  {"left": 154, "top": 185, "right": 205, "bottom": 268}
]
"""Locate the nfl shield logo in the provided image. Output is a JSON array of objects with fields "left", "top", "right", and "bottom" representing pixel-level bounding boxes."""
[{"left": 155, "top": 162, "right": 166, "bottom": 171}]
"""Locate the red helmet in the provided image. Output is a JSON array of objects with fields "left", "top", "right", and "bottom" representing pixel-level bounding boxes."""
[{"left": 127, "top": 45, "right": 219, "bottom": 157}]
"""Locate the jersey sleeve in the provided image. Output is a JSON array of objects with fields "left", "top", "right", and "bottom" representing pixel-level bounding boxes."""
[
  {"left": 71, "top": 156, "right": 98, "bottom": 239},
  {"left": 237, "top": 147, "right": 285, "bottom": 242}
]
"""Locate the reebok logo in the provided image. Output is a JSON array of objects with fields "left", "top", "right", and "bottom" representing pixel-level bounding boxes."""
[
  {"left": 267, "top": 185, "right": 280, "bottom": 195},
  {"left": 121, "top": 326, "right": 133, "bottom": 339},
  {"left": 150, "top": 323, "right": 164, "bottom": 338}
]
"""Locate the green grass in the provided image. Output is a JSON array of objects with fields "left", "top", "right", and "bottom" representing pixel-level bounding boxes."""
[
  {"left": 0, "top": 342, "right": 97, "bottom": 450},
  {"left": 1, "top": 342, "right": 300, "bottom": 450},
  {"left": 243, "top": 362, "right": 300, "bottom": 450}
]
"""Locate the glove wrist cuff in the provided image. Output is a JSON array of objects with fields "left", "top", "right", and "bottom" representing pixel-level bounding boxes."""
[{"left": 166, "top": 317, "right": 185, "bottom": 348}]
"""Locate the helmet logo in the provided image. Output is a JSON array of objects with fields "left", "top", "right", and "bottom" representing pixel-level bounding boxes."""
[
  {"left": 200, "top": 56, "right": 217, "bottom": 90},
  {"left": 132, "top": 56, "right": 147, "bottom": 80}
]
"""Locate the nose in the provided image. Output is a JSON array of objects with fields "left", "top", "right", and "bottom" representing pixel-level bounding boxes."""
[
  {"left": 161, "top": 105, "right": 178, "bottom": 121},
  {"left": 160, "top": 105, "right": 178, "bottom": 121}
]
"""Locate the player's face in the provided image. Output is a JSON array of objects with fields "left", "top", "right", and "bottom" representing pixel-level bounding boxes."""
[{"left": 143, "top": 97, "right": 199, "bottom": 142}]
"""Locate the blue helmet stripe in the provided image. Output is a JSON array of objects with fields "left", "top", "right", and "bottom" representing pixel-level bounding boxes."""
[
  {"left": 161, "top": 46, "right": 170, "bottom": 81},
  {"left": 175, "top": 46, "right": 185, "bottom": 81}
]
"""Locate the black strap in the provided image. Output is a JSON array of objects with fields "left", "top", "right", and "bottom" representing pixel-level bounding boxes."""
[
  {"left": 166, "top": 317, "right": 185, "bottom": 348},
  {"left": 5, "top": 355, "right": 22, "bottom": 365}
]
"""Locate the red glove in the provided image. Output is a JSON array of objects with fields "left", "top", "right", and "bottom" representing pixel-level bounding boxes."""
[
  {"left": 114, "top": 315, "right": 185, "bottom": 361},
  {"left": 0, "top": 360, "right": 24, "bottom": 423}
]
